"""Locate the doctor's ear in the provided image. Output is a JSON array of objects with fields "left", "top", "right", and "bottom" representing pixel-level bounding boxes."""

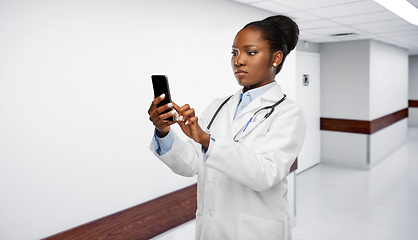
[{"left": 272, "top": 51, "right": 283, "bottom": 67}]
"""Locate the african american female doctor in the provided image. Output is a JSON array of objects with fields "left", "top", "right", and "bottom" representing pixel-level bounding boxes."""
[{"left": 148, "top": 15, "right": 306, "bottom": 240}]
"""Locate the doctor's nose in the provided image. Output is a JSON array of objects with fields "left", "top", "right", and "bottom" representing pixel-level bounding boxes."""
[{"left": 235, "top": 57, "right": 245, "bottom": 67}]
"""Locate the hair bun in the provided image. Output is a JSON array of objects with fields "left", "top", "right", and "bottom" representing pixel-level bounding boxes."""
[
  {"left": 242, "top": 14, "right": 300, "bottom": 74},
  {"left": 264, "top": 15, "right": 299, "bottom": 53}
]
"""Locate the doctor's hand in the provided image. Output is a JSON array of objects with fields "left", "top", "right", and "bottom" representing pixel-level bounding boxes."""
[
  {"left": 148, "top": 94, "right": 178, "bottom": 137},
  {"left": 174, "top": 103, "right": 210, "bottom": 150}
]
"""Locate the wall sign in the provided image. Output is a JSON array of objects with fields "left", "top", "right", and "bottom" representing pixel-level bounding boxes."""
[{"left": 303, "top": 74, "right": 309, "bottom": 86}]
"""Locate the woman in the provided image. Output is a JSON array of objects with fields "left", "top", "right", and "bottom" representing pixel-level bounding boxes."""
[{"left": 148, "top": 15, "right": 306, "bottom": 240}]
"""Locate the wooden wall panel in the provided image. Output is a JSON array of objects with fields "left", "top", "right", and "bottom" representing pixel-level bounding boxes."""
[
  {"left": 290, "top": 157, "right": 298, "bottom": 173},
  {"left": 409, "top": 100, "right": 418, "bottom": 108},
  {"left": 321, "top": 108, "right": 408, "bottom": 134},
  {"left": 370, "top": 108, "right": 408, "bottom": 134},
  {"left": 43, "top": 184, "right": 197, "bottom": 240},
  {"left": 42, "top": 159, "right": 299, "bottom": 240},
  {"left": 320, "top": 118, "right": 370, "bottom": 134}
]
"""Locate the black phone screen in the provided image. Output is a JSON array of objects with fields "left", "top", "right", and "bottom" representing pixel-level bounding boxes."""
[{"left": 151, "top": 75, "right": 174, "bottom": 121}]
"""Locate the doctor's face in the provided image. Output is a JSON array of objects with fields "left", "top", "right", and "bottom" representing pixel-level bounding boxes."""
[{"left": 231, "top": 27, "right": 277, "bottom": 91}]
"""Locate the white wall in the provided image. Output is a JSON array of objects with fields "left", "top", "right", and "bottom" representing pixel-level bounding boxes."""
[
  {"left": 277, "top": 52, "right": 297, "bottom": 100},
  {"left": 409, "top": 55, "right": 418, "bottom": 100},
  {"left": 369, "top": 40, "right": 408, "bottom": 120},
  {"left": 369, "top": 41, "right": 408, "bottom": 165},
  {"left": 319, "top": 40, "right": 408, "bottom": 169},
  {"left": 321, "top": 119, "right": 409, "bottom": 169},
  {"left": 369, "top": 119, "right": 408, "bottom": 168},
  {"left": 0, "top": 0, "right": 279, "bottom": 239},
  {"left": 296, "top": 40, "right": 320, "bottom": 53},
  {"left": 409, "top": 109, "right": 418, "bottom": 127},
  {"left": 409, "top": 55, "right": 418, "bottom": 127},
  {"left": 151, "top": 220, "right": 196, "bottom": 240},
  {"left": 320, "top": 39, "right": 409, "bottom": 121},
  {"left": 320, "top": 40, "right": 370, "bottom": 120},
  {"left": 321, "top": 131, "right": 369, "bottom": 169}
]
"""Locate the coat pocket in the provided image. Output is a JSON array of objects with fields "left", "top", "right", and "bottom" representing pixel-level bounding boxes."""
[{"left": 238, "top": 213, "right": 284, "bottom": 240}]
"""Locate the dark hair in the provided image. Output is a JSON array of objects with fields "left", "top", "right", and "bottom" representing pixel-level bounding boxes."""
[{"left": 243, "top": 15, "right": 299, "bottom": 74}]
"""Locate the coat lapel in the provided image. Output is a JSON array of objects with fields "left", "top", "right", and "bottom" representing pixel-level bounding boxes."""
[
  {"left": 233, "top": 85, "right": 284, "bottom": 119},
  {"left": 226, "top": 90, "right": 243, "bottom": 125},
  {"left": 229, "top": 84, "right": 285, "bottom": 138}
]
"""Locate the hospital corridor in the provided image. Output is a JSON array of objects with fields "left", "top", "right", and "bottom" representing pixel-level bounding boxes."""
[
  {"left": 153, "top": 127, "right": 418, "bottom": 240},
  {"left": 292, "top": 127, "right": 418, "bottom": 240},
  {"left": 1, "top": 0, "right": 418, "bottom": 239}
]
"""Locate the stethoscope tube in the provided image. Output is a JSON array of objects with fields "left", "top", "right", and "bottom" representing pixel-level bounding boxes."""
[
  {"left": 206, "top": 94, "right": 287, "bottom": 141},
  {"left": 205, "top": 95, "right": 232, "bottom": 133}
]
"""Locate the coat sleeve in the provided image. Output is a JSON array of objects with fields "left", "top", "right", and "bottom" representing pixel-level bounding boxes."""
[
  {"left": 150, "top": 130, "right": 200, "bottom": 177},
  {"left": 149, "top": 100, "right": 217, "bottom": 177},
  {"left": 204, "top": 103, "right": 306, "bottom": 192}
]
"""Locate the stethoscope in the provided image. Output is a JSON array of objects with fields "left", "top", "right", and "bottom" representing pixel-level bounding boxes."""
[{"left": 206, "top": 94, "right": 287, "bottom": 142}]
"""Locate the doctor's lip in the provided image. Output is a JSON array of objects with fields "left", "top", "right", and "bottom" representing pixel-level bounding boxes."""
[{"left": 235, "top": 69, "right": 247, "bottom": 77}]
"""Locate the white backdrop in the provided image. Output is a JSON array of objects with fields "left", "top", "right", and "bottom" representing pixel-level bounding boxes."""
[{"left": 0, "top": 0, "right": 279, "bottom": 239}]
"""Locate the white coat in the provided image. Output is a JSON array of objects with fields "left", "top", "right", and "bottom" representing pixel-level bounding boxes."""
[{"left": 151, "top": 84, "right": 306, "bottom": 240}]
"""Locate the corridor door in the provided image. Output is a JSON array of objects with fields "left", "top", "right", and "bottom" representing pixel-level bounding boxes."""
[{"left": 296, "top": 51, "right": 321, "bottom": 173}]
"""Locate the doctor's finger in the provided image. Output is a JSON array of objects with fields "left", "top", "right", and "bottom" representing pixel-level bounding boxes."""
[
  {"left": 155, "top": 102, "right": 175, "bottom": 115},
  {"left": 175, "top": 103, "right": 192, "bottom": 121},
  {"left": 150, "top": 107, "right": 177, "bottom": 123},
  {"left": 148, "top": 94, "right": 166, "bottom": 114},
  {"left": 149, "top": 102, "right": 174, "bottom": 121},
  {"left": 152, "top": 110, "right": 177, "bottom": 128},
  {"left": 172, "top": 103, "right": 185, "bottom": 121},
  {"left": 185, "top": 116, "right": 198, "bottom": 126},
  {"left": 178, "top": 104, "right": 192, "bottom": 113},
  {"left": 180, "top": 108, "right": 195, "bottom": 123},
  {"left": 159, "top": 109, "right": 178, "bottom": 122}
]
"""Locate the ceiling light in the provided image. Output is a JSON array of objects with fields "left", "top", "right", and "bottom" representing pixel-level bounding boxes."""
[
  {"left": 374, "top": 0, "right": 418, "bottom": 26},
  {"left": 330, "top": 33, "right": 358, "bottom": 37}
]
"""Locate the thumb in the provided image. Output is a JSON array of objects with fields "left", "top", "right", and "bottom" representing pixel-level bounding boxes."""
[
  {"left": 187, "top": 117, "right": 200, "bottom": 135},
  {"left": 187, "top": 116, "right": 198, "bottom": 128}
]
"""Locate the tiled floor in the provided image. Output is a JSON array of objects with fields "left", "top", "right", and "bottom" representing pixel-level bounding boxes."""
[{"left": 292, "top": 127, "right": 418, "bottom": 240}]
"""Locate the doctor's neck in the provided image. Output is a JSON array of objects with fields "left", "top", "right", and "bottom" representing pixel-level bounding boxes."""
[{"left": 243, "top": 80, "right": 275, "bottom": 93}]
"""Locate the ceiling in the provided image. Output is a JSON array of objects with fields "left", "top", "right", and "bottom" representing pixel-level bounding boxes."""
[{"left": 230, "top": 0, "right": 418, "bottom": 55}]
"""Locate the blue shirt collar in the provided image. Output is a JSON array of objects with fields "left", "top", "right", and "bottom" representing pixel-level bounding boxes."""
[{"left": 241, "top": 81, "right": 277, "bottom": 101}]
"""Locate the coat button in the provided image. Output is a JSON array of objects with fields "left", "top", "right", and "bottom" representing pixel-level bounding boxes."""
[{"left": 208, "top": 210, "right": 214, "bottom": 217}]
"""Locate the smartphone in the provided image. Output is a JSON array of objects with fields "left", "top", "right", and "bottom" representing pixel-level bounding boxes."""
[{"left": 151, "top": 75, "right": 174, "bottom": 121}]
